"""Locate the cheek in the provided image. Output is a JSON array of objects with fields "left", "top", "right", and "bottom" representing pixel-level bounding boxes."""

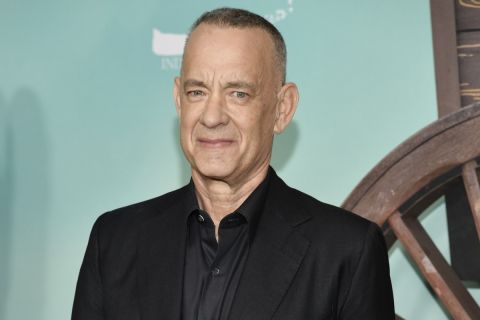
[
  {"left": 180, "top": 106, "right": 200, "bottom": 133},
  {"left": 256, "top": 105, "right": 277, "bottom": 132},
  {"left": 241, "top": 110, "right": 276, "bottom": 144}
]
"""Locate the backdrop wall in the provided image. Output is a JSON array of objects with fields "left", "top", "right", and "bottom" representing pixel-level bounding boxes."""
[{"left": 1, "top": 0, "right": 477, "bottom": 319}]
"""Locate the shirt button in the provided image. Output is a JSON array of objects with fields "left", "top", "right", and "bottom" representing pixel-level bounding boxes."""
[
  {"left": 212, "top": 267, "right": 220, "bottom": 276},
  {"left": 197, "top": 214, "right": 205, "bottom": 222}
]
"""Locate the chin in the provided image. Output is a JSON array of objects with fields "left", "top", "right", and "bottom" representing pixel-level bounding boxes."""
[{"left": 194, "top": 161, "right": 235, "bottom": 180}]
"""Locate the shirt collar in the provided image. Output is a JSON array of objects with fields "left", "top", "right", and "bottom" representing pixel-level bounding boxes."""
[{"left": 184, "top": 167, "right": 273, "bottom": 241}]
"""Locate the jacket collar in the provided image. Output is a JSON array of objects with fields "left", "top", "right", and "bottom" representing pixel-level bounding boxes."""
[{"left": 136, "top": 169, "right": 312, "bottom": 320}]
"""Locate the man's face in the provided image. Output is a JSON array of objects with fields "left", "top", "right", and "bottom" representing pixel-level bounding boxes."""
[{"left": 174, "top": 24, "right": 282, "bottom": 184}]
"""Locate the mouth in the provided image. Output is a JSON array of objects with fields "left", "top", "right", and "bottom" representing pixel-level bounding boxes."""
[{"left": 197, "top": 138, "right": 235, "bottom": 148}]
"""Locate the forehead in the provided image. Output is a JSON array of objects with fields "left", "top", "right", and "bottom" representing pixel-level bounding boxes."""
[{"left": 182, "top": 24, "right": 276, "bottom": 81}]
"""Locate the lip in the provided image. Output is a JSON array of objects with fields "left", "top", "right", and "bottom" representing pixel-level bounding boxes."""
[{"left": 197, "top": 138, "right": 235, "bottom": 148}]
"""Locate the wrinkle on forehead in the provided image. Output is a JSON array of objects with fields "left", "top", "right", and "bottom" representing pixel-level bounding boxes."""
[{"left": 181, "top": 25, "right": 277, "bottom": 88}]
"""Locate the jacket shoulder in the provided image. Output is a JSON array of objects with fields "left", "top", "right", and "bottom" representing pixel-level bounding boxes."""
[
  {"left": 92, "top": 184, "right": 189, "bottom": 239},
  {"left": 274, "top": 175, "right": 374, "bottom": 232},
  {"left": 275, "top": 178, "right": 379, "bottom": 247}
]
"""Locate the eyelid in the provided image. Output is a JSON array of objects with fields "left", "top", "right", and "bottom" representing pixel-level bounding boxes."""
[
  {"left": 229, "top": 90, "right": 250, "bottom": 101},
  {"left": 233, "top": 91, "right": 248, "bottom": 96},
  {"left": 186, "top": 89, "right": 206, "bottom": 97}
]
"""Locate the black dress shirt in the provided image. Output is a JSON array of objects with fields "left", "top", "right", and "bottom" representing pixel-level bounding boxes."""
[{"left": 181, "top": 172, "right": 270, "bottom": 320}]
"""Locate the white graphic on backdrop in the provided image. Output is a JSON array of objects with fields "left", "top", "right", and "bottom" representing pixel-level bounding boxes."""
[
  {"left": 153, "top": 0, "right": 295, "bottom": 70},
  {"left": 152, "top": 29, "right": 186, "bottom": 55},
  {"left": 264, "top": 0, "right": 294, "bottom": 23},
  {"left": 152, "top": 29, "right": 185, "bottom": 70}
]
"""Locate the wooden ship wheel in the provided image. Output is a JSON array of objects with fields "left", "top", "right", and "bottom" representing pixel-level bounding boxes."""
[
  {"left": 342, "top": 1, "right": 480, "bottom": 318},
  {"left": 342, "top": 103, "right": 480, "bottom": 319}
]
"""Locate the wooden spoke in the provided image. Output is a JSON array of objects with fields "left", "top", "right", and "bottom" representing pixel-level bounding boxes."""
[
  {"left": 388, "top": 212, "right": 480, "bottom": 319},
  {"left": 462, "top": 160, "right": 480, "bottom": 239},
  {"left": 342, "top": 105, "right": 480, "bottom": 318}
]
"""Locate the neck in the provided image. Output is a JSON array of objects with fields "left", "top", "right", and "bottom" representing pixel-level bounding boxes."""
[{"left": 191, "top": 163, "right": 270, "bottom": 229}]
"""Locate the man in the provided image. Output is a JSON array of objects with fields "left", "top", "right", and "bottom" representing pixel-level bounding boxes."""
[{"left": 72, "top": 7, "right": 394, "bottom": 320}]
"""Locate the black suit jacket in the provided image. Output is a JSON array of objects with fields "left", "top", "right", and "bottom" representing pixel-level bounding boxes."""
[{"left": 72, "top": 170, "right": 394, "bottom": 319}]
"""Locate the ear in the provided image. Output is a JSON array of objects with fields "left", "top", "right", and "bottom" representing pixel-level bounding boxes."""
[
  {"left": 274, "top": 82, "right": 299, "bottom": 134},
  {"left": 173, "top": 76, "right": 182, "bottom": 117}
]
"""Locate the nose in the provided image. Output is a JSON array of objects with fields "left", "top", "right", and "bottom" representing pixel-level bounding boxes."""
[{"left": 199, "top": 93, "right": 229, "bottom": 128}]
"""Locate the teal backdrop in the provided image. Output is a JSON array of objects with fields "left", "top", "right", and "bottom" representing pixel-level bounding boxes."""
[{"left": 1, "top": 0, "right": 478, "bottom": 319}]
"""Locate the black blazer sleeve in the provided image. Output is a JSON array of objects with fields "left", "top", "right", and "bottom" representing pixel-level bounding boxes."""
[
  {"left": 72, "top": 217, "right": 104, "bottom": 320},
  {"left": 338, "top": 222, "right": 395, "bottom": 319}
]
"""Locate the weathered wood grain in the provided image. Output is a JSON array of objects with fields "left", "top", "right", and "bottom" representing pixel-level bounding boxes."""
[
  {"left": 342, "top": 104, "right": 480, "bottom": 319},
  {"left": 458, "top": 31, "right": 480, "bottom": 106},
  {"left": 343, "top": 103, "right": 480, "bottom": 225},
  {"left": 456, "top": 0, "right": 480, "bottom": 32},
  {"left": 430, "top": 0, "right": 462, "bottom": 116},
  {"left": 389, "top": 212, "right": 480, "bottom": 319},
  {"left": 462, "top": 160, "right": 480, "bottom": 238}
]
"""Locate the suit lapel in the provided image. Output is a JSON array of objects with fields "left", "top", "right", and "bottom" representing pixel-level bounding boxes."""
[
  {"left": 136, "top": 199, "right": 188, "bottom": 320},
  {"left": 229, "top": 172, "right": 311, "bottom": 320}
]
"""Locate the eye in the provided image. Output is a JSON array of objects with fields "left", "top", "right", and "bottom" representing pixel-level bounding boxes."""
[
  {"left": 232, "top": 91, "right": 249, "bottom": 99},
  {"left": 187, "top": 90, "right": 205, "bottom": 97}
]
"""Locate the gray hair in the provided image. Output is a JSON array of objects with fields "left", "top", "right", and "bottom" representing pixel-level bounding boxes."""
[{"left": 188, "top": 7, "right": 287, "bottom": 84}]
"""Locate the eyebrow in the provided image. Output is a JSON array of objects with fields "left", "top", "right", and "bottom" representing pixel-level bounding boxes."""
[
  {"left": 224, "top": 81, "right": 256, "bottom": 91},
  {"left": 182, "top": 79, "right": 257, "bottom": 92},
  {"left": 183, "top": 79, "right": 208, "bottom": 91}
]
